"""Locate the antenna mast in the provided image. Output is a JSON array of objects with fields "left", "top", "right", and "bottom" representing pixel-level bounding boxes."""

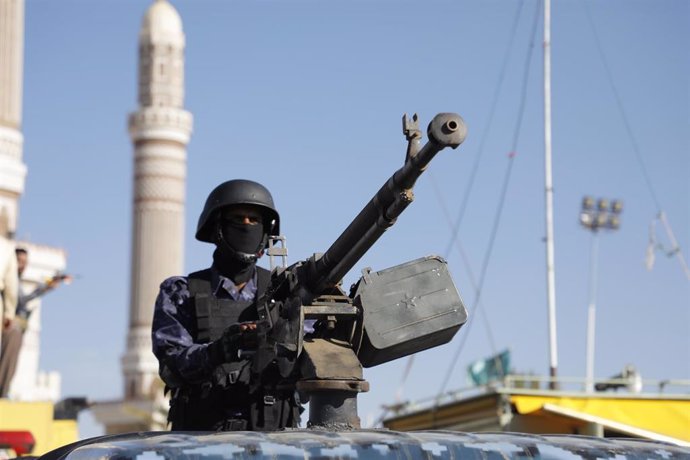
[{"left": 543, "top": 0, "right": 559, "bottom": 388}]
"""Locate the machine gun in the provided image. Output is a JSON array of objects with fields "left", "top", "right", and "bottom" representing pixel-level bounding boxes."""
[{"left": 253, "top": 113, "right": 469, "bottom": 428}]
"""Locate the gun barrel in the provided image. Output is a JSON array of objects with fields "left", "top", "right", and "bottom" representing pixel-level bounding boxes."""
[{"left": 311, "top": 113, "right": 466, "bottom": 293}]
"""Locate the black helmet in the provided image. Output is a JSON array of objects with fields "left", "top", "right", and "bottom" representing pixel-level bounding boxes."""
[{"left": 196, "top": 179, "right": 280, "bottom": 244}]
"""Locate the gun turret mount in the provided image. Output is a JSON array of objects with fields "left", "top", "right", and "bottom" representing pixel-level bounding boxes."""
[{"left": 272, "top": 113, "right": 468, "bottom": 429}]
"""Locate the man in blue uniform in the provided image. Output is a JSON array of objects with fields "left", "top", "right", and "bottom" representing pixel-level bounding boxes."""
[{"left": 152, "top": 179, "right": 301, "bottom": 431}]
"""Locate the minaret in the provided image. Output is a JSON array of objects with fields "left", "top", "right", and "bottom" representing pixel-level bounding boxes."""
[
  {"left": 0, "top": 0, "right": 28, "bottom": 230},
  {"left": 0, "top": 0, "right": 65, "bottom": 402},
  {"left": 92, "top": 0, "right": 191, "bottom": 433},
  {"left": 121, "top": 0, "right": 192, "bottom": 403}
]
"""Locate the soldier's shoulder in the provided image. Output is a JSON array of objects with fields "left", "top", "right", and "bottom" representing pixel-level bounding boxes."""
[
  {"left": 159, "top": 275, "right": 189, "bottom": 293},
  {"left": 157, "top": 276, "right": 192, "bottom": 309}
]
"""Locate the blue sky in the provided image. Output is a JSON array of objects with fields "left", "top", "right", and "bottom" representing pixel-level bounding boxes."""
[{"left": 17, "top": 0, "right": 688, "bottom": 437}]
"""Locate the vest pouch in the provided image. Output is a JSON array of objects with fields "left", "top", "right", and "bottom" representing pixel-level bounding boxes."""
[
  {"left": 249, "top": 390, "right": 300, "bottom": 430},
  {"left": 213, "top": 361, "right": 251, "bottom": 388}
]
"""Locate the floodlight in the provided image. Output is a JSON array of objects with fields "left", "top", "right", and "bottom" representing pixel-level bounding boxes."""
[
  {"left": 607, "top": 215, "right": 620, "bottom": 230},
  {"left": 595, "top": 213, "right": 608, "bottom": 228},
  {"left": 582, "top": 196, "right": 594, "bottom": 210},
  {"left": 579, "top": 212, "right": 592, "bottom": 227},
  {"left": 597, "top": 198, "right": 609, "bottom": 212}
]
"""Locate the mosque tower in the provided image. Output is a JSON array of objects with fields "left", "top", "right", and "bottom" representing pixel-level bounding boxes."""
[
  {"left": 0, "top": 0, "right": 28, "bottom": 228},
  {"left": 0, "top": 0, "right": 65, "bottom": 401},
  {"left": 93, "top": 0, "right": 192, "bottom": 433}
]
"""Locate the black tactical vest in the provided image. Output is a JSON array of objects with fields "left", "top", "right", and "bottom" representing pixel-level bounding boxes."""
[
  {"left": 167, "top": 267, "right": 301, "bottom": 431},
  {"left": 188, "top": 267, "right": 270, "bottom": 388}
]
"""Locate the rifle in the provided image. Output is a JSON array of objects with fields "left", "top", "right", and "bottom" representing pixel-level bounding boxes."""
[
  {"left": 16, "top": 272, "right": 75, "bottom": 326},
  {"left": 253, "top": 113, "right": 469, "bottom": 428}
]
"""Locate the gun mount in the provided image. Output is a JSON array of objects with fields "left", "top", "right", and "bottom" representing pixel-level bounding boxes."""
[{"left": 258, "top": 113, "right": 468, "bottom": 429}]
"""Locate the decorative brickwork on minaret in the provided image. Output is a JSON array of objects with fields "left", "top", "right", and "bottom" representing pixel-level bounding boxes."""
[{"left": 122, "top": 0, "right": 192, "bottom": 401}]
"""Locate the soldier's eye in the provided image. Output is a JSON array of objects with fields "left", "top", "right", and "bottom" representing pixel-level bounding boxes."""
[{"left": 223, "top": 215, "right": 262, "bottom": 226}]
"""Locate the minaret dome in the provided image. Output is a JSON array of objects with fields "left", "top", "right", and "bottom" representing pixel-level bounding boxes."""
[
  {"left": 137, "top": 0, "right": 185, "bottom": 109},
  {"left": 140, "top": 0, "right": 183, "bottom": 41}
]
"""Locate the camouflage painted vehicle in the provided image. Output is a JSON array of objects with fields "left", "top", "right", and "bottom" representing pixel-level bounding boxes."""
[{"left": 34, "top": 430, "right": 690, "bottom": 459}]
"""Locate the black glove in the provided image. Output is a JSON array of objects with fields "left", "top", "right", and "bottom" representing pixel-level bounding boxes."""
[{"left": 208, "top": 322, "right": 258, "bottom": 364}]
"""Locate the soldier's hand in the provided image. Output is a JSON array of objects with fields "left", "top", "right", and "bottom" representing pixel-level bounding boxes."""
[
  {"left": 210, "top": 322, "right": 259, "bottom": 363},
  {"left": 227, "top": 322, "right": 258, "bottom": 349}
]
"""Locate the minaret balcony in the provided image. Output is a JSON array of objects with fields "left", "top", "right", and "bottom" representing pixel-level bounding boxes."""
[{"left": 128, "top": 107, "right": 192, "bottom": 144}]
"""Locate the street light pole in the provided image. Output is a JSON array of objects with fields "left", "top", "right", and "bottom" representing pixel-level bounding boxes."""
[
  {"left": 579, "top": 196, "right": 622, "bottom": 393},
  {"left": 585, "top": 231, "right": 600, "bottom": 393}
]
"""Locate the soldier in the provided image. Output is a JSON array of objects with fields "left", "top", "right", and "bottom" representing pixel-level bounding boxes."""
[
  {"left": 152, "top": 179, "right": 302, "bottom": 431},
  {"left": 0, "top": 208, "right": 19, "bottom": 398},
  {"left": 0, "top": 248, "right": 71, "bottom": 398}
]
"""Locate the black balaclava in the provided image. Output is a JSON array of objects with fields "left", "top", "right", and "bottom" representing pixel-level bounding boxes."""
[{"left": 213, "top": 214, "right": 268, "bottom": 285}]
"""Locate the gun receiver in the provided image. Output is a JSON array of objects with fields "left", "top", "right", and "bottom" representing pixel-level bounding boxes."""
[{"left": 255, "top": 113, "right": 467, "bottom": 429}]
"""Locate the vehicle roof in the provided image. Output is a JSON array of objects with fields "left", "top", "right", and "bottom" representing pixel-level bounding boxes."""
[{"left": 38, "top": 429, "right": 689, "bottom": 459}]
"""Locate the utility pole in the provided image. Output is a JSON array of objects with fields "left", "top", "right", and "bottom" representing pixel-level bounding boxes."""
[{"left": 543, "top": 0, "right": 559, "bottom": 388}]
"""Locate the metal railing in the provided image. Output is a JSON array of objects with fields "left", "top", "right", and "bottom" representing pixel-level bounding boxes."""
[{"left": 382, "top": 375, "right": 690, "bottom": 419}]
